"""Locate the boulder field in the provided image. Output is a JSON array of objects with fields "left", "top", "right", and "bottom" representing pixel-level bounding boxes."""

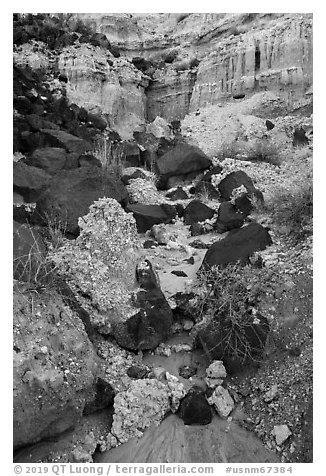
[{"left": 13, "top": 13, "right": 313, "bottom": 464}]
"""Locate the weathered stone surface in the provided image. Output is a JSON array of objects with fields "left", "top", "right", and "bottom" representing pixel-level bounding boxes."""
[
  {"left": 146, "top": 116, "right": 172, "bottom": 140},
  {"left": 35, "top": 168, "right": 128, "bottom": 235},
  {"left": 111, "top": 379, "right": 171, "bottom": 443},
  {"left": 13, "top": 288, "right": 100, "bottom": 449},
  {"left": 58, "top": 45, "right": 148, "bottom": 139},
  {"left": 201, "top": 223, "right": 272, "bottom": 269},
  {"left": 207, "top": 386, "right": 234, "bottom": 418},
  {"left": 271, "top": 425, "right": 292, "bottom": 446},
  {"left": 206, "top": 361, "right": 227, "bottom": 380}
]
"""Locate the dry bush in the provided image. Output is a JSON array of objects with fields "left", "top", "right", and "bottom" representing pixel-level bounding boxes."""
[
  {"left": 192, "top": 263, "right": 274, "bottom": 364},
  {"left": 268, "top": 181, "right": 313, "bottom": 240}
]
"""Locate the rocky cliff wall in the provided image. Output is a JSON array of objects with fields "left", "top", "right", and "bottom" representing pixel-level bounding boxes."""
[
  {"left": 75, "top": 13, "right": 312, "bottom": 123},
  {"left": 57, "top": 44, "right": 149, "bottom": 139}
]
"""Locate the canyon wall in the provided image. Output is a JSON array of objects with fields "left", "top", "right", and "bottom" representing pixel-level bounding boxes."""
[{"left": 74, "top": 13, "right": 312, "bottom": 123}]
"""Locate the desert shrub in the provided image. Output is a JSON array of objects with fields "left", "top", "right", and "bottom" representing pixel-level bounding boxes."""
[
  {"left": 13, "top": 218, "right": 65, "bottom": 289},
  {"left": 50, "top": 198, "right": 140, "bottom": 318},
  {"left": 192, "top": 263, "right": 274, "bottom": 364},
  {"left": 246, "top": 140, "right": 281, "bottom": 165},
  {"left": 268, "top": 181, "right": 313, "bottom": 240},
  {"left": 217, "top": 140, "right": 281, "bottom": 165}
]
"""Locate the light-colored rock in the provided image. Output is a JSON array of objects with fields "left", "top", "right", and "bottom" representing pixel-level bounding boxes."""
[
  {"left": 166, "top": 372, "right": 187, "bottom": 412},
  {"left": 271, "top": 425, "right": 292, "bottom": 445},
  {"left": 206, "top": 360, "right": 227, "bottom": 380},
  {"left": 207, "top": 385, "right": 235, "bottom": 418},
  {"left": 58, "top": 45, "right": 148, "bottom": 139},
  {"left": 146, "top": 116, "right": 173, "bottom": 140},
  {"left": 264, "top": 384, "right": 279, "bottom": 403},
  {"left": 204, "top": 377, "right": 224, "bottom": 389},
  {"left": 152, "top": 367, "right": 167, "bottom": 381},
  {"left": 111, "top": 379, "right": 171, "bottom": 444}
]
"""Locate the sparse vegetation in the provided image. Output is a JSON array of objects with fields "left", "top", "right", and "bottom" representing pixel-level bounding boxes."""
[
  {"left": 193, "top": 263, "right": 275, "bottom": 365},
  {"left": 217, "top": 139, "right": 281, "bottom": 165},
  {"left": 268, "top": 181, "right": 313, "bottom": 240}
]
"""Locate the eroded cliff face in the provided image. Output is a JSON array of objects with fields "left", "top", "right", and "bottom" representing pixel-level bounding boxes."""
[
  {"left": 57, "top": 44, "right": 149, "bottom": 139},
  {"left": 75, "top": 13, "right": 312, "bottom": 123}
]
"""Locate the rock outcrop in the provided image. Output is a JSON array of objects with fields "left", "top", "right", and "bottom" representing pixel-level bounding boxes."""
[
  {"left": 13, "top": 287, "right": 101, "bottom": 449},
  {"left": 79, "top": 14, "right": 312, "bottom": 121}
]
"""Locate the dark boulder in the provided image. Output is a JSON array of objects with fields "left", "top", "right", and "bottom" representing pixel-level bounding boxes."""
[
  {"left": 34, "top": 168, "right": 128, "bottom": 235},
  {"left": 217, "top": 170, "right": 264, "bottom": 203},
  {"left": 26, "top": 114, "right": 60, "bottom": 132},
  {"left": 26, "top": 147, "right": 68, "bottom": 174},
  {"left": 234, "top": 194, "right": 254, "bottom": 216},
  {"left": 111, "top": 260, "right": 173, "bottom": 350},
  {"left": 233, "top": 93, "right": 245, "bottom": 99},
  {"left": 77, "top": 107, "right": 88, "bottom": 123},
  {"left": 179, "top": 386, "right": 212, "bottom": 425},
  {"left": 14, "top": 161, "right": 51, "bottom": 202},
  {"left": 132, "top": 57, "right": 153, "bottom": 73},
  {"left": 126, "top": 203, "right": 177, "bottom": 233},
  {"left": 166, "top": 187, "right": 188, "bottom": 200},
  {"left": 14, "top": 96, "right": 33, "bottom": 114},
  {"left": 126, "top": 366, "right": 148, "bottom": 379},
  {"left": 190, "top": 222, "right": 206, "bottom": 236},
  {"left": 78, "top": 154, "right": 102, "bottom": 168},
  {"left": 183, "top": 200, "right": 215, "bottom": 225},
  {"left": 201, "top": 222, "right": 272, "bottom": 269},
  {"left": 83, "top": 377, "right": 115, "bottom": 415},
  {"left": 90, "top": 32, "right": 111, "bottom": 49},
  {"left": 293, "top": 127, "right": 309, "bottom": 147},
  {"left": 157, "top": 143, "right": 212, "bottom": 189},
  {"left": 108, "top": 44, "right": 120, "bottom": 58},
  {"left": 197, "top": 313, "right": 270, "bottom": 374},
  {"left": 216, "top": 202, "right": 245, "bottom": 232},
  {"left": 266, "top": 120, "right": 275, "bottom": 131},
  {"left": 87, "top": 113, "right": 107, "bottom": 131},
  {"left": 38, "top": 129, "right": 92, "bottom": 155},
  {"left": 171, "top": 270, "right": 188, "bottom": 277},
  {"left": 52, "top": 97, "right": 75, "bottom": 125}
]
